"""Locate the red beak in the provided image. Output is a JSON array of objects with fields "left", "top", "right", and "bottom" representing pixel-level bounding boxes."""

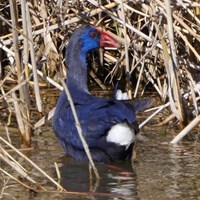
[{"left": 99, "top": 31, "right": 120, "bottom": 48}]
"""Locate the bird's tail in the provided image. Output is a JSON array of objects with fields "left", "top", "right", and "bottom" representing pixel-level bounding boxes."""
[
  {"left": 113, "top": 84, "right": 153, "bottom": 112},
  {"left": 122, "top": 98, "right": 153, "bottom": 112}
]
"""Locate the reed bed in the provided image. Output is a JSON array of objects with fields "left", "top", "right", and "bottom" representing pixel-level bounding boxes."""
[{"left": 0, "top": 0, "right": 200, "bottom": 196}]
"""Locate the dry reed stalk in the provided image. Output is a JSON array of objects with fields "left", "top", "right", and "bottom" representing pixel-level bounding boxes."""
[
  {"left": 5, "top": 126, "right": 11, "bottom": 144},
  {"left": 88, "top": 0, "right": 153, "bottom": 42},
  {"left": 174, "top": 26, "right": 200, "bottom": 60},
  {"left": 0, "top": 172, "right": 10, "bottom": 199},
  {"left": 186, "top": 69, "right": 199, "bottom": 116},
  {"left": 0, "top": 43, "right": 14, "bottom": 63},
  {"left": 28, "top": 64, "right": 63, "bottom": 90},
  {"left": 20, "top": 0, "right": 32, "bottom": 147},
  {"left": 170, "top": 115, "right": 200, "bottom": 144},
  {"left": 0, "top": 86, "right": 12, "bottom": 126},
  {"left": 134, "top": 61, "right": 145, "bottom": 97},
  {"left": 0, "top": 2, "right": 119, "bottom": 46},
  {"left": 118, "top": 0, "right": 131, "bottom": 97},
  {"left": 34, "top": 107, "right": 55, "bottom": 128},
  {"left": 164, "top": 0, "right": 187, "bottom": 125},
  {"left": 0, "top": 146, "right": 41, "bottom": 187},
  {"left": 21, "top": 0, "right": 31, "bottom": 112},
  {"left": 54, "top": 162, "right": 61, "bottom": 185},
  {"left": 0, "top": 136, "right": 66, "bottom": 191},
  {"left": 0, "top": 168, "right": 38, "bottom": 192},
  {"left": 90, "top": 70, "right": 107, "bottom": 90},
  {"left": 26, "top": 2, "right": 42, "bottom": 112},
  {"left": 0, "top": 79, "right": 28, "bottom": 101},
  {"left": 139, "top": 102, "right": 170, "bottom": 129},
  {"left": 60, "top": 78, "right": 100, "bottom": 179},
  {"left": 9, "top": 0, "right": 32, "bottom": 147},
  {"left": 8, "top": 0, "right": 23, "bottom": 106},
  {"left": 11, "top": 92, "right": 25, "bottom": 137}
]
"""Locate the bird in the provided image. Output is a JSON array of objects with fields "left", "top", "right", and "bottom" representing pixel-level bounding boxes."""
[{"left": 53, "top": 24, "right": 151, "bottom": 162}]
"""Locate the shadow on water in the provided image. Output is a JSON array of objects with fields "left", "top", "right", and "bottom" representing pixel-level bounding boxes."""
[{"left": 60, "top": 156, "right": 139, "bottom": 199}]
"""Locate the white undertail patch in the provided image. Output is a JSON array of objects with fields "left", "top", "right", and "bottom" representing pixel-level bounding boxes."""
[
  {"left": 115, "top": 89, "right": 129, "bottom": 100},
  {"left": 106, "top": 123, "right": 135, "bottom": 149}
]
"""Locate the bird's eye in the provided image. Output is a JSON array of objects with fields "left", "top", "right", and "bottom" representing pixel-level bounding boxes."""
[{"left": 90, "top": 31, "right": 98, "bottom": 38}]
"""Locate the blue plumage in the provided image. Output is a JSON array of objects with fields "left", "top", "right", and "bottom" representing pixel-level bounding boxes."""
[{"left": 53, "top": 25, "right": 150, "bottom": 162}]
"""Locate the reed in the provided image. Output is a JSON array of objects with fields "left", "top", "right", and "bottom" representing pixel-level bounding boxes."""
[
  {"left": 0, "top": 0, "right": 199, "bottom": 194},
  {"left": 9, "top": 0, "right": 31, "bottom": 147}
]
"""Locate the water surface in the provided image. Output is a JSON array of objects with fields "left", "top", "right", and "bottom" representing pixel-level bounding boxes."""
[{"left": 1, "top": 88, "right": 200, "bottom": 199}]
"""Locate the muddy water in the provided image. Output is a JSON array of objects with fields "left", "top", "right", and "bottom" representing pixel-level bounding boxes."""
[
  {"left": 58, "top": 130, "right": 200, "bottom": 200},
  {"left": 1, "top": 89, "right": 200, "bottom": 200}
]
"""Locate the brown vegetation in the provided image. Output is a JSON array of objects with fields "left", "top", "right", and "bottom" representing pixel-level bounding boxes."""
[{"left": 0, "top": 0, "right": 200, "bottom": 196}]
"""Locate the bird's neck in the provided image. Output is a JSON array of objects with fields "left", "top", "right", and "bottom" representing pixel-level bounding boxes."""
[{"left": 65, "top": 47, "right": 88, "bottom": 92}]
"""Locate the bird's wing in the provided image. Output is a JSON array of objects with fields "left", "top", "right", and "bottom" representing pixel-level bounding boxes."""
[
  {"left": 120, "top": 98, "right": 153, "bottom": 112},
  {"left": 56, "top": 95, "right": 137, "bottom": 148}
]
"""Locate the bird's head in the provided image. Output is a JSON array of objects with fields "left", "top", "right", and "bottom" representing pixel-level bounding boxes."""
[{"left": 68, "top": 25, "right": 120, "bottom": 55}]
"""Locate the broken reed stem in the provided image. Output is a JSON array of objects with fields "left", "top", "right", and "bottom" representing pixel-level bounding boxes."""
[
  {"left": 9, "top": 0, "right": 32, "bottom": 147},
  {"left": 5, "top": 126, "right": 11, "bottom": 144},
  {"left": 21, "top": 0, "right": 31, "bottom": 109},
  {"left": 119, "top": 0, "right": 131, "bottom": 98},
  {"left": 159, "top": 33, "right": 184, "bottom": 128},
  {"left": 26, "top": 2, "right": 42, "bottom": 112},
  {"left": 60, "top": 78, "right": 100, "bottom": 180},
  {"left": 54, "top": 162, "right": 61, "bottom": 185},
  {"left": 9, "top": 0, "right": 21, "bottom": 84},
  {"left": 11, "top": 92, "right": 26, "bottom": 139},
  {"left": 0, "top": 146, "right": 42, "bottom": 188},
  {"left": 0, "top": 137, "right": 65, "bottom": 191},
  {"left": 34, "top": 107, "right": 55, "bottom": 129},
  {"left": 165, "top": 0, "right": 177, "bottom": 69},
  {"left": 28, "top": 64, "right": 63, "bottom": 90},
  {"left": 139, "top": 102, "right": 170, "bottom": 129},
  {"left": 134, "top": 61, "right": 145, "bottom": 98},
  {"left": 170, "top": 115, "right": 200, "bottom": 144},
  {"left": 0, "top": 167, "right": 37, "bottom": 191},
  {"left": 164, "top": 0, "right": 186, "bottom": 125},
  {"left": 20, "top": 0, "right": 32, "bottom": 147},
  {"left": 0, "top": 78, "right": 28, "bottom": 101}
]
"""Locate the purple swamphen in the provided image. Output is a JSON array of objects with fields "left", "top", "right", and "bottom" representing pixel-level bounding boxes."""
[{"left": 53, "top": 25, "right": 151, "bottom": 162}]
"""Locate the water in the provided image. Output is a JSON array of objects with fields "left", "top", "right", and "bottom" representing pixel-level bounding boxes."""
[
  {"left": 58, "top": 131, "right": 200, "bottom": 200},
  {"left": 1, "top": 125, "right": 200, "bottom": 200},
  {"left": 0, "top": 89, "right": 200, "bottom": 199}
]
